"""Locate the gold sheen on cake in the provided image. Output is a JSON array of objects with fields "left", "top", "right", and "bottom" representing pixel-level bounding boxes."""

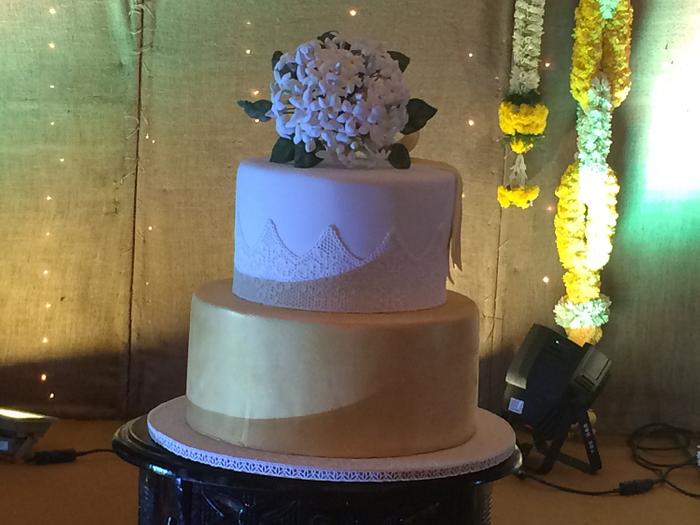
[{"left": 185, "top": 32, "right": 479, "bottom": 458}]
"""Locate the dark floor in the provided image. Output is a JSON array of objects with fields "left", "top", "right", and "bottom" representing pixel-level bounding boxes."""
[{"left": 0, "top": 420, "right": 698, "bottom": 524}]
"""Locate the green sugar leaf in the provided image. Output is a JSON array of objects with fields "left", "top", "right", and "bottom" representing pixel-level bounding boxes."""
[
  {"left": 388, "top": 51, "right": 410, "bottom": 72},
  {"left": 293, "top": 142, "right": 323, "bottom": 168},
  {"left": 317, "top": 31, "right": 338, "bottom": 43},
  {"left": 402, "top": 98, "right": 437, "bottom": 135},
  {"left": 237, "top": 99, "right": 272, "bottom": 121},
  {"left": 270, "top": 137, "right": 295, "bottom": 164},
  {"left": 271, "top": 50, "right": 283, "bottom": 69},
  {"left": 388, "top": 143, "right": 411, "bottom": 169}
]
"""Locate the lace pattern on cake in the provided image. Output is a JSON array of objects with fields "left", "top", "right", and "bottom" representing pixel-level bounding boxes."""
[
  {"left": 147, "top": 420, "right": 514, "bottom": 483},
  {"left": 235, "top": 219, "right": 371, "bottom": 281},
  {"left": 233, "top": 217, "right": 448, "bottom": 312},
  {"left": 235, "top": 216, "right": 447, "bottom": 282},
  {"left": 234, "top": 216, "right": 450, "bottom": 311}
]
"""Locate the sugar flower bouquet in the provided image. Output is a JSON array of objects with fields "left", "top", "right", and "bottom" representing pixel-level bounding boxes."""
[{"left": 238, "top": 31, "right": 437, "bottom": 169}]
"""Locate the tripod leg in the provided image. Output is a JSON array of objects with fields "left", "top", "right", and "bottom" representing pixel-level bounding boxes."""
[
  {"left": 535, "top": 431, "right": 568, "bottom": 474},
  {"left": 578, "top": 409, "right": 602, "bottom": 472}
]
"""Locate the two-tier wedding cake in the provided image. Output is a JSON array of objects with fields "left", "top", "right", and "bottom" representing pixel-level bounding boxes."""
[{"left": 184, "top": 32, "right": 480, "bottom": 458}]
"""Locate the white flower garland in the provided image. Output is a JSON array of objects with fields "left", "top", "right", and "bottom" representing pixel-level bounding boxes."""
[
  {"left": 508, "top": 0, "right": 547, "bottom": 96},
  {"left": 499, "top": 0, "right": 547, "bottom": 205},
  {"left": 509, "top": 154, "right": 528, "bottom": 187},
  {"left": 577, "top": 76, "right": 613, "bottom": 176},
  {"left": 576, "top": 75, "right": 619, "bottom": 271},
  {"left": 269, "top": 35, "right": 409, "bottom": 167},
  {"left": 554, "top": 295, "right": 611, "bottom": 328}
]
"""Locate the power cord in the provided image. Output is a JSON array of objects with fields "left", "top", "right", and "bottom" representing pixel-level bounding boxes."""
[
  {"left": 515, "top": 422, "right": 699, "bottom": 498},
  {"left": 628, "top": 423, "right": 700, "bottom": 499},
  {"left": 29, "top": 448, "right": 115, "bottom": 465},
  {"left": 515, "top": 469, "right": 658, "bottom": 496}
]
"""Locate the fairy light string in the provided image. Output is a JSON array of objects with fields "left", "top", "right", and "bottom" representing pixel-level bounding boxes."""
[{"left": 42, "top": 5, "right": 61, "bottom": 400}]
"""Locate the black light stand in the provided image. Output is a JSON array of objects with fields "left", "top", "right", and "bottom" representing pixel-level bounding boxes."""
[
  {"left": 517, "top": 401, "right": 602, "bottom": 474},
  {"left": 502, "top": 324, "right": 611, "bottom": 475}
]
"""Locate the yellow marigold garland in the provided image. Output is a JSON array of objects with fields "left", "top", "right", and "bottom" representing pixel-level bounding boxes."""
[
  {"left": 498, "top": 101, "right": 549, "bottom": 136},
  {"left": 555, "top": 0, "right": 632, "bottom": 346},
  {"left": 511, "top": 137, "right": 534, "bottom": 154},
  {"left": 563, "top": 269, "right": 601, "bottom": 304},
  {"left": 582, "top": 167, "right": 620, "bottom": 270},
  {"left": 570, "top": 0, "right": 604, "bottom": 109},
  {"left": 555, "top": 147, "right": 621, "bottom": 343},
  {"left": 498, "top": 184, "right": 541, "bottom": 209},
  {"left": 571, "top": 0, "right": 632, "bottom": 109},
  {"left": 567, "top": 326, "right": 603, "bottom": 346},
  {"left": 554, "top": 162, "right": 587, "bottom": 272},
  {"left": 601, "top": 0, "right": 633, "bottom": 108}
]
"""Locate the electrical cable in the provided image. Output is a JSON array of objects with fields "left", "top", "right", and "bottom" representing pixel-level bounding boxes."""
[
  {"left": 514, "top": 469, "right": 637, "bottom": 496},
  {"left": 628, "top": 423, "right": 700, "bottom": 499},
  {"left": 75, "top": 448, "right": 115, "bottom": 457},
  {"left": 29, "top": 448, "right": 116, "bottom": 464},
  {"left": 515, "top": 422, "right": 700, "bottom": 498}
]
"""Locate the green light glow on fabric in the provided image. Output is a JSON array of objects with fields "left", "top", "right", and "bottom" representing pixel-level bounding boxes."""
[
  {"left": 642, "top": 10, "right": 700, "bottom": 201},
  {"left": 613, "top": 2, "right": 700, "bottom": 251}
]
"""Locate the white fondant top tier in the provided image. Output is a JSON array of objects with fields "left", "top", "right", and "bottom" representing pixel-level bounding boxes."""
[{"left": 233, "top": 158, "right": 462, "bottom": 312}]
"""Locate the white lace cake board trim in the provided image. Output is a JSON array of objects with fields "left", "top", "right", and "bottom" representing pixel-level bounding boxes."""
[{"left": 147, "top": 396, "right": 516, "bottom": 483}]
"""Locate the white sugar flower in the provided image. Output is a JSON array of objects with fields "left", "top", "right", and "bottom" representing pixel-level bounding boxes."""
[{"left": 267, "top": 33, "right": 410, "bottom": 167}]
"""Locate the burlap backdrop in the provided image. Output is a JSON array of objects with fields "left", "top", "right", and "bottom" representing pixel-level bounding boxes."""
[{"left": 1, "top": 0, "right": 697, "bottom": 430}]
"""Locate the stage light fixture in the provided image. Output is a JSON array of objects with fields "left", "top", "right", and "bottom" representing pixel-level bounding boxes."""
[
  {"left": 0, "top": 408, "right": 57, "bottom": 462},
  {"left": 503, "top": 324, "right": 611, "bottom": 474}
]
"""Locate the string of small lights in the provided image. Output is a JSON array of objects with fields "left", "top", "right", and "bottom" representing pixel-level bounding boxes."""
[{"left": 42, "top": 5, "right": 61, "bottom": 403}]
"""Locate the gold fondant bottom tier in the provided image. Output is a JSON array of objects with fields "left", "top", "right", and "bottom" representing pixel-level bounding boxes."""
[{"left": 185, "top": 279, "right": 480, "bottom": 458}]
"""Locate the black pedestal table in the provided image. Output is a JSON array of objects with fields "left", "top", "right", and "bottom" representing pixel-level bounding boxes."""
[{"left": 113, "top": 397, "right": 520, "bottom": 524}]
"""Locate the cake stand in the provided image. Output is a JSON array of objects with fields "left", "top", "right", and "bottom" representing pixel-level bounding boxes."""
[{"left": 113, "top": 396, "right": 520, "bottom": 524}]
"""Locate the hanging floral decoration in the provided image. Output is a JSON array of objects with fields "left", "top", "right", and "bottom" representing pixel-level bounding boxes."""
[
  {"left": 554, "top": 0, "right": 632, "bottom": 345},
  {"left": 497, "top": 179, "right": 541, "bottom": 209},
  {"left": 498, "top": 0, "right": 548, "bottom": 209},
  {"left": 570, "top": 0, "right": 633, "bottom": 110}
]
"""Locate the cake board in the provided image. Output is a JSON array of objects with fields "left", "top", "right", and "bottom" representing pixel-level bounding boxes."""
[{"left": 147, "top": 395, "right": 517, "bottom": 483}]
